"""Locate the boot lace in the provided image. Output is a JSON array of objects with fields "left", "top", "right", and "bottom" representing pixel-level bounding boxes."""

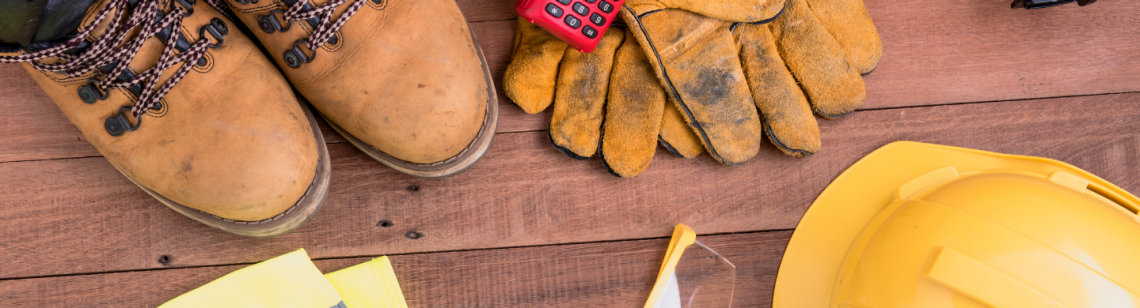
[
  {"left": 245, "top": 0, "right": 367, "bottom": 63},
  {"left": 0, "top": 0, "right": 229, "bottom": 116},
  {"left": 283, "top": 0, "right": 366, "bottom": 54}
]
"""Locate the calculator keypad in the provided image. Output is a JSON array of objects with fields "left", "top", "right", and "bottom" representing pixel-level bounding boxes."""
[
  {"left": 589, "top": 13, "right": 605, "bottom": 26},
  {"left": 518, "top": 0, "right": 624, "bottom": 52},
  {"left": 545, "top": 3, "right": 564, "bottom": 17},
  {"left": 572, "top": 3, "right": 589, "bottom": 15},
  {"left": 598, "top": 1, "right": 614, "bottom": 13},
  {"left": 582, "top": 26, "right": 598, "bottom": 39},
  {"left": 565, "top": 15, "right": 581, "bottom": 29}
]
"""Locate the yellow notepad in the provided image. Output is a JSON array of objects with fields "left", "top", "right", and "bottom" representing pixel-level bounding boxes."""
[{"left": 160, "top": 249, "right": 407, "bottom": 308}]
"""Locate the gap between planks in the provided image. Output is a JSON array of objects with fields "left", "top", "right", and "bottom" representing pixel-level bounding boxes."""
[
  {"left": 1, "top": 92, "right": 1138, "bottom": 280},
  {"left": 4, "top": 0, "right": 1140, "bottom": 163},
  {"left": 0, "top": 230, "right": 792, "bottom": 307}
]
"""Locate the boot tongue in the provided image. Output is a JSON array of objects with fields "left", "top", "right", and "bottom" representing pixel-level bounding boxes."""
[
  {"left": 61, "top": 0, "right": 168, "bottom": 77},
  {"left": 0, "top": 0, "right": 45, "bottom": 46},
  {"left": 0, "top": 0, "right": 98, "bottom": 49},
  {"left": 34, "top": 0, "right": 101, "bottom": 45}
]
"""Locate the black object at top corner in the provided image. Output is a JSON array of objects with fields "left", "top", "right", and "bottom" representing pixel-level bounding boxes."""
[{"left": 1011, "top": 0, "right": 1096, "bottom": 9}]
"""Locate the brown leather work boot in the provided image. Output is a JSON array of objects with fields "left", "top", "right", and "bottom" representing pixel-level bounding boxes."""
[
  {"left": 221, "top": 0, "right": 498, "bottom": 178},
  {"left": 0, "top": 0, "right": 331, "bottom": 237}
]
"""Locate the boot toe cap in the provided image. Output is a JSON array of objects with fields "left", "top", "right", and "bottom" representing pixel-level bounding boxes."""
[{"left": 111, "top": 109, "right": 321, "bottom": 222}]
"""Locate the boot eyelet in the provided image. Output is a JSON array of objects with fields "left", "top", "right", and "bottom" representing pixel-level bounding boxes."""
[
  {"left": 199, "top": 18, "right": 228, "bottom": 48},
  {"left": 174, "top": 0, "right": 196, "bottom": 16},
  {"left": 105, "top": 107, "right": 141, "bottom": 137},
  {"left": 284, "top": 50, "right": 300, "bottom": 68},
  {"left": 211, "top": 18, "right": 228, "bottom": 36},
  {"left": 257, "top": 10, "right": 289, "bottom": 34},
  {"left": 78, "top": 87, "right": 97, "bottom": 104},
  {"left": 327, "top": 34, "right": 339, "bottom": 45},
  {"left": 284, "top": 39, "right": 315, "bottom": 68},
  {"left": 78, "top": 79, "right": 110, "bottom": 104}
]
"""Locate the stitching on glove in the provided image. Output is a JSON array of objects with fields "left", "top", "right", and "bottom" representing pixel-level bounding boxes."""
[
  {"left": 637, "top": 9, "right": 665, "bottom": 18},
  {"left": 810, "top": 105, "right": 854, "bottom": 119},
  {"left": 598, "top": 151, "right": 623, "bottom": 177},
  {"left": 762, "top": 119, "right": 813, "bottom": 157},
  {"left": 746, "top": 4, "right": 785, "bottom": 25},
  {"left": 548, "top": 131, "right": 591, "bottom": 160},
  {"left": 623, "top": 4, "right": 725, "bottom": 164},
  {"left": 658, "top": 136, "right": 685, "bottom": 157}
]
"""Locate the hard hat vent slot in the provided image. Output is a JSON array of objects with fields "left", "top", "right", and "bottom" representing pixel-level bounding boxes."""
[{"left": 1087, "top": 184, "right": 1139, "bottom": 215}]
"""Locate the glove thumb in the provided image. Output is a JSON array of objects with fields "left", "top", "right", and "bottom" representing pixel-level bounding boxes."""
[{"left": 503, "top": 19, "right": 570, "bottom": 114}]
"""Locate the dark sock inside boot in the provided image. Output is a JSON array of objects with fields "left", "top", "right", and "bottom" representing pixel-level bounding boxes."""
[{"left": 0, "top": 0, "right": 98, "bottom": 50}]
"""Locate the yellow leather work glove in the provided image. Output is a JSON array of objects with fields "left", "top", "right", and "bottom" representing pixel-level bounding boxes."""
[
  {"left": 620, "top": 0, "right": 881, "bottom": 161},
  {"left": 503, "top": 20, "right": 704, "bottom": 177}
]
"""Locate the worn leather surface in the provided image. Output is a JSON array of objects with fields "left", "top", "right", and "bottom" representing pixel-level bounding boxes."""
[
  {"left": 736, "top": 24, "right": 820, "bottom": 156},
  {"left": 502, "top": 19, "right": 566, "bottom": 115},
  {"left": 622, "top": 9, "right": 763, "bottom": 165},
  {"left": 504, "top": 20, "right": 703, "bottom": 177},
  {"left": 14, "top": 0, "right": 319, "bottom": 221},
  {"left": 622, "top": 0, "right": 880, "bottom": 158},
  {"left": 548, "top": 25, "right": 624, "bottom": 159},
  {"left": 599, "top": 34, "right": 667, "bottom": 177},
  {"left": 225, "top": 0, "right": 487, "bottom": 164},
  {"left": 623, "top": 0, "right": 785, "bottom": 25},
  {"left": 658, "top": 101, "right": 703, "bottom": 158},
  {"left": 805, "top": 0, "right": 881, "bottom": 74},
  {"left": 765, "top": 0, "right": 865, "bottom": 118}
]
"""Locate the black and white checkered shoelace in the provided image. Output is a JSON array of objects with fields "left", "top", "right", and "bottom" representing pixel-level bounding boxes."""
[
  {"left": 0, "top": 0, "right": 230, "bottom": 116},
  {"left": 278, "top": 0, "right": 367, "bottom": 54}
]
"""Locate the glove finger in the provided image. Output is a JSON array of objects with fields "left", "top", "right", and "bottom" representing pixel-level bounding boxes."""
[
  {"left": 659, "top": 102, "right": 704, "bottom": 158},
  {"left": 503, "top": 19, "right": 570, "bottom": 114},
  {"left": 600, "top": 30, "right": 667, "bottom": 177},
  {"left": 622, "top": 9, "right": 762, "bottom": 165},
  {"left": 805, "top": 0, "right": 881, "bottom": 74},
  {"left": 736, "top": 23, "right": 820, "bottom": 156},
  {"left": 769, "top": 0, "right": 865, "bottom": 118},
  {"left": 548, "top": 28, "right": 626, "bottom": 158},
  {"left": 625, "top": 0, "right": 787, "bottom": 24}
]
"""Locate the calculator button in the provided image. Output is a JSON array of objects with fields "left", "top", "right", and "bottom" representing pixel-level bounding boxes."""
[
  {"left": 545, "top": 3, "right": 564, "bottom": 17},
  {"left": 572, "top": 2, "right": 589, "bottom": 15},
  {"left": 584, "top": 0, "right": 597, "bottom": 3},
  {"left": 582, "top": 26, "right": 598, "bottom": 39},
  {"left": 558, "top": 0, "right": 571, "bottom": 4},
  {"left": 590, "top": 13, "right": 605, "bottom": 26},
  {"left": 565, "top": 15, "right": 582, "bottom": 29},
  {"left": 598, "top": 1, "right": 614, "bottom": 13}
]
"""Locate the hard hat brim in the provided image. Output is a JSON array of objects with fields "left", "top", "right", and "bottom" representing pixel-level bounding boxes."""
[{"left": 772, "top": 141, "right": 1139, "bottom": 307}]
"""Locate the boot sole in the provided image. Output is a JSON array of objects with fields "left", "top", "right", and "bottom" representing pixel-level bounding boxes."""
[
  {"left": 117, "top": 104, "right": 332, "bottom": 238},
  {"left": 322, "top": 27, "right": 499, "bottom": 179}
]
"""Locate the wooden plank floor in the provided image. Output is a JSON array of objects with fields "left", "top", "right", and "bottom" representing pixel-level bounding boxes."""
[{"left": 2, "top": 0, "right": 1140, "bottom": 306}]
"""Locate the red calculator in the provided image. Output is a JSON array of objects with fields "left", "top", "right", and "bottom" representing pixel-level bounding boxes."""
[{"left": 516, "top": 0, "right": 624, "bottom": 53}]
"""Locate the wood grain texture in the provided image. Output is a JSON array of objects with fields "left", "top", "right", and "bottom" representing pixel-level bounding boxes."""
[
  {"left": 456, "top": 0, "right": 518, "bottom": 22},
  {"left": 863, "top": 0, "right": 1140, "bottom": 108},
  {"left": 4, "top": 0, "right": 1140, "bottom": 162},
  {"left": 0, "top": 92, "right": 1138, "bottom": 279},
  {"left": 0, "top": 231, "right": 789, "bottom": 307}
]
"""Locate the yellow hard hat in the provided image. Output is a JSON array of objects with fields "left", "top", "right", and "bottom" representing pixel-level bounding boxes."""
[{"left": 774, "top": 141, "right": 1140, "bottom": 308}]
